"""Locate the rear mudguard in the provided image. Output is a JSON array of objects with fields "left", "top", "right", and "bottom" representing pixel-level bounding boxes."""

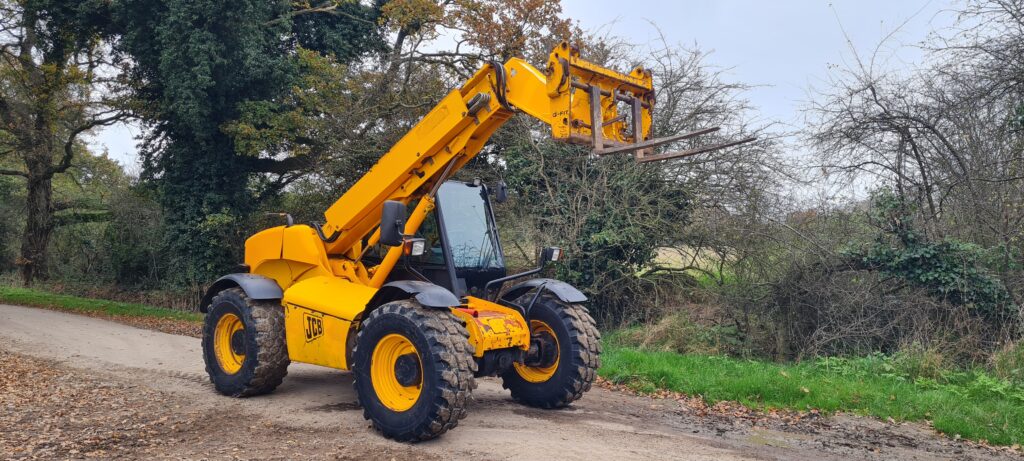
[
  {"left": 199, "top": 273, "right": 283, "bottom": 313},
  {"left": 499, "top": 278, "right": 587, "bottom": 304}
]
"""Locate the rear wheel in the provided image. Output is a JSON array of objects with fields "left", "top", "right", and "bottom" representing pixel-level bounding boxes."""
[
  {"left": 352, "top": 300, "right": 476, "bottom": 442},
  {"left": 501, "top": 295, "right": 601, "bottom": 408},
  {"left": 202, "top": 287, "right": 289, "bottom": 397}
]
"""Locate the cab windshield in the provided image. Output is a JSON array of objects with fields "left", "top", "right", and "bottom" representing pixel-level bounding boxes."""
[{"left": 436, "top": 182, "right": 503, "bottom": 270}]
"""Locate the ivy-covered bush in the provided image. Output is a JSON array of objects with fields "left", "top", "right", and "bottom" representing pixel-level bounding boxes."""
[
  {"left": 844, "top": 191, "right": 1013, "bottom": 321},
  {"left": 0, "top": 175, "right": 19, "bottom": 272}
]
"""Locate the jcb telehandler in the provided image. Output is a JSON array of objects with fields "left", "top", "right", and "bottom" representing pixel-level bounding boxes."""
[{"left": 198, "top": 42, "right": 723, "bottom": 441}]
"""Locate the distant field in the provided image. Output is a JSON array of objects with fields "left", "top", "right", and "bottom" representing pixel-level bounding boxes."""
[{"left": 650, "top": 246, "right": 733, "bottom": 286}]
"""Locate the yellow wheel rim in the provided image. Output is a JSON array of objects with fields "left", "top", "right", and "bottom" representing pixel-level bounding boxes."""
[
  {"left": 214, "top": 312, "right": 245, "bottom": 375},
  {"left": 514, "top": 320, "right": 560, "bottom": 383},
  {"left": 371, "top": 334, "right": 423, "bottom": 412}
]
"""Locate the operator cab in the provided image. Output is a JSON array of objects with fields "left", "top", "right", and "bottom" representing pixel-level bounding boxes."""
[{"left": 390, "top": 180, "right": 506, "bottom": 297}]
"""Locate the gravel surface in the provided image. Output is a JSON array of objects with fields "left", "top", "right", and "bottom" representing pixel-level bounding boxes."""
[
  {"left": 0, "top": 303, "right": 1021, "bottom": 460},
  {"left": 0, "top": 348, "right": 431, "bottom": 460}
]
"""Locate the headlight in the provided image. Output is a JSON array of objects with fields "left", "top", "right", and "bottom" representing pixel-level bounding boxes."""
[
  {"left": 403, "top": 238, "right": 427, "bottom": 256},
  {"left": 410, "top": 239, "right": 426, "bottom": 256},
  {"left": 541, "top": 246, "right": 563, "bottom": 264}
]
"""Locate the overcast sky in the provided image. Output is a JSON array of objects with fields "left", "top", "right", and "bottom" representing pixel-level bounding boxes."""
[
  {"left": 90, "top": 0, "right": 957, "bottom": 170},
  {"left": 563, "top": 0, "right": 953, "bottom": 127}
]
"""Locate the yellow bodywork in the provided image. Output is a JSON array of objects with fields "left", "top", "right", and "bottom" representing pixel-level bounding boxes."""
[
  {"left": 242, "top": 43, "right": 652, "bottom": 371},
  {"left": 283, "top": 303, "right": 352, "bottom": 369},
  {"left": 452, "top": 297, "right": 531, "bottom": 357},
  {"left": 279, "top": 276, "right": 377, "bottom": 369}
]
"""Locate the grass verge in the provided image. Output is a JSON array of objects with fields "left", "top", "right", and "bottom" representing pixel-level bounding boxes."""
[
  {"left": 0, "top": 286, "right": 202, "bottom": 323},
  {"left": 600, "top": 343, "right": 1024, "bottom": 446}
]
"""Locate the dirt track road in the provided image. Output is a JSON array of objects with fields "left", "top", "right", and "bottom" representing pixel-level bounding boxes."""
[{"left": 0, "top": 304, "right": 1016, "bottom": 460}]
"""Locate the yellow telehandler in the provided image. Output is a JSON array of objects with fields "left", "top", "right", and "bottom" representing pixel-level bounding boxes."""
[{"left": 198, "top": 42, "right": 732, "bottom": 441}]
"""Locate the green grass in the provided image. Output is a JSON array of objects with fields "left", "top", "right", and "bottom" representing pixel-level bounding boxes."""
[
  {"left": 0, "top": 286, "right": 202, "bottom": 322},
  {"left": 600, "top": 344, "right": 1024, "bottom": 446}
]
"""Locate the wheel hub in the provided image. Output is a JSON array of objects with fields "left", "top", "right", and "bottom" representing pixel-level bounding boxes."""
[
  {"left": 526, "top": 329, "right": 558, "bottom": 368},
  {"left": 230, "top": 329, "right": 246, "bottom": 356},
  {"left": 394, "top": 353, "right": 422, "bottom": 387},
  {"left": 514, "top": 319, "right": 561, "bottom": 383}
]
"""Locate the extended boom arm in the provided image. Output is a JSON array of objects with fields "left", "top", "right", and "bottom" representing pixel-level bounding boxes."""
[{"left": 319, "top": 43, "right": 658, "bottom": 285}]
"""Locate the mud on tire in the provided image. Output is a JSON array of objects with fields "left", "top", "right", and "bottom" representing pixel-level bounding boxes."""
[
  {"left": 501, "top": 295, "right": 601, "bottom": 408},
  {"left": 352, "top": 300, "right": 476, "bottom": 442},
  {"left": 202, "top": 287, "right": 289, "bottom": 397}
]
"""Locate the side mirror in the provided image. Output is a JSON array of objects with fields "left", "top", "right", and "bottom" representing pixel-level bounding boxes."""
[
  {"left": 539, "top": 247, "right": 563, "bottom": 266},
  {"left": 380, "top": 201, "right": 407, "bottom": 247},
  {"left": 495, "top": 181, "right": 508, "bottom": 203}
]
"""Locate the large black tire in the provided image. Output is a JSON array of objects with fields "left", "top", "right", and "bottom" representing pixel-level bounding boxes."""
[
  {"left": 202, "top": 287, "right": 289, "bottom": 397},
  {"left": 501, "top": 295, "right": 601, "bottom": 408},
  {"left": 352, "top": 300, "right": 476, "bottom": 442}
]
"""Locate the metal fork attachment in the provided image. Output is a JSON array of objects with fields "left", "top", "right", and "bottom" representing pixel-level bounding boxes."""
[{"left": 545, "top": 43, "right": 755, "bottom": 162}]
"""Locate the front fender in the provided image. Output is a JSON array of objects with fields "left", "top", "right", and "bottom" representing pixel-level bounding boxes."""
[
  {"left": 366, "top": 280, "right": 460, "bottom": 309},
  {"left": 499, "top": 278, "right": 587, "bottom": 304},
  {"left": 199, "top": 273, "right": 283, "bottom": 313}
]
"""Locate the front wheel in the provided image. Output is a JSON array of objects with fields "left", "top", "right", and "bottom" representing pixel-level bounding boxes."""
[
  {"left": 352, "top": 300, "right": 476, "bottom": 442},
  {"left": 501, "top": 295, "right": 601, "bottom": 408}
]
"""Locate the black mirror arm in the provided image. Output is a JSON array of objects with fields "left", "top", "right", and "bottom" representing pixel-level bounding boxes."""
[
  {"left": 401, "top": 253, "right": 431, "bottom": 283},
  {"left": 524, "top": 282, "right": 548, "bottom": 317},
  {"left": 483, "top": 265, "right": 545, "bottom": 301},
  {"left": 494, "top": 281, "right": 548, "bottom": 321}
]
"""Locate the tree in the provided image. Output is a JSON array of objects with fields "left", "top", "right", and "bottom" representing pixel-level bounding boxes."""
[
  {"left": 46, "top": 149, "right": 136, "bottom": 282},
  {"left": 114, "top": 0, "right": 385, "bottom": 284},
  {"left": 0, "top": 0, "right": 125, "bottom": 284},
  {"left": 444, "top": 0, "right": 579, "bottom": 62},
  {"left": 807, "top": 0, "right": 1024, "bottom": 303},
  {"left": 239, "top": 0, "right": 583, "bottom": 220},
  {"left": 787, "top": 0, "right": 1024, "bottom": 356},
  {"left": 0, "top": 172, "right": 16, "bottom": 272}
]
